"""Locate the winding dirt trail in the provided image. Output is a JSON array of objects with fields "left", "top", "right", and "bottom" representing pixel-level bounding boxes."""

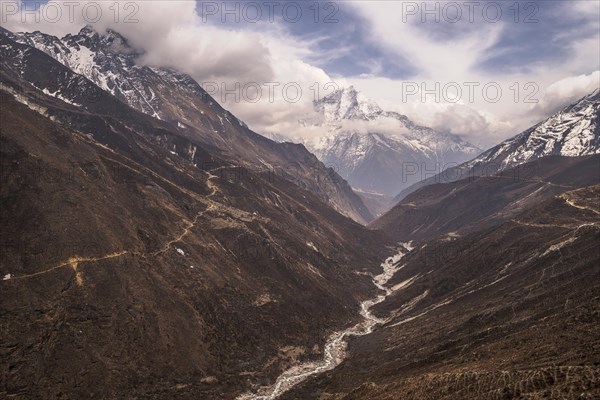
[
  {"left": 11, "top": 251, "right": 128, "bottom": 283},
  {"left": 5, "top": 169, "right": 223, "bottom": 283},
  {"left": 560, "top": 194, "right": 600, "bottom": 216}
]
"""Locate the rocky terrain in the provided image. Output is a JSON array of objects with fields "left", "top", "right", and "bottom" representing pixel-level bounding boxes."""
[
  {"left": 0, "top": 28, "right": 390, "bottom": 399},
  {"left": 372, "top": 154, "right": 600, "bottom": 242},
  {"left": 282, "top": 185, "right": 600, "bottom": 399},
  {"left": 4, "top": 26, "right": 373, "bottom": 224},
  {"left": 394, "top": 90, "right": 600, "bottom": 203},
  {"left": 1, "top": 24, "right": 599, "bottom": 400}
]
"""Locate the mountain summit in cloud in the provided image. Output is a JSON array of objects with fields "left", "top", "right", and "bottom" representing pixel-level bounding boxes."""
[
  {"left": 272, "top": 86, "right": 481, "bottom": 204},
  {"left": 5, "top": 25, "right": 373, "bottom": 223},
  {"left": 2, "top": 3, "right": 600, "bottom": 400}
]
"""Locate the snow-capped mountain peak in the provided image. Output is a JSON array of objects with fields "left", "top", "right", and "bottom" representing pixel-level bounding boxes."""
[
  {"left": 316, "top": 86, "right": 383, "bottom": 123},
  {"left": 2, "top": 25, "right": 374, "bottom": 223},
  {"left": 9, "top": 26, "right": 204, "bottom": 121},
  {"left": 392, "top": 88, "right": 600, "bottom": 203},
  {"left": 296, "top": 86, "right": 481, "bottom": 198},
  {"left": 470, "top": 89, "right": 600, "bottom": 169}
]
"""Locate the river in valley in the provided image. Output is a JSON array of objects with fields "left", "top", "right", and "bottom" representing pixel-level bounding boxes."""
[{"left": 236, "top": 243, "right": 413, "bottom": 400}]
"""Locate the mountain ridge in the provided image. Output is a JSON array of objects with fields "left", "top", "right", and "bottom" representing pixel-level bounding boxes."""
[
  {"left": 5, "top": 25, "right": 374, "bottom": 224},
  {"left": 270, "top": 86, "right": 481, "bottom": 202},
  {"left": 0, "top": 28, "right": 391, "bottom": 399},
  {"left": 392, "top": 89, "right": 600, "bottom": 204},
  {"left": 370, "top": 154, "right": 600, "bottom": 243}
]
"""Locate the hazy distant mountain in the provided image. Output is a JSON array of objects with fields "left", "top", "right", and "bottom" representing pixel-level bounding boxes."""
[{"left": 291, "top": 86, "right": 481, "bottom": 199}]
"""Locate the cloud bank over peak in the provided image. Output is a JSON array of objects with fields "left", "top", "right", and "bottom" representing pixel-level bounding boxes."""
[{"left": 1, "top": 0, "right": 598, "bottom": 147}]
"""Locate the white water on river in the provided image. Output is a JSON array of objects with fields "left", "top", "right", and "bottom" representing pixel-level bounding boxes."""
[{"left": 236, "top": 243, "right": 413, "bottom": 400}]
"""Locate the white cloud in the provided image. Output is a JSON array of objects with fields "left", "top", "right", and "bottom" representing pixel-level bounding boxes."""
[
  {"left": 0, "top": 0, "right": 333, "bottom": 135},
  {"left": 338, "top": 0, "right": 599, "bottom": 146},
  {"left": 1, "top": 0, "right": 598, "bottom": 148},
  {"left": 528, "top": 71, "right": 600, "bottom": 117},
  {"left": 346, "top": 1, "right": 505, "bottom": 82},
  {"left": 2, "top": 1, "right": 274, "bottom": 83}
]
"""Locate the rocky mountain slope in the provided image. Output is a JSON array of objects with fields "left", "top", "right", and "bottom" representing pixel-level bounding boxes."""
[
  {"left": 0, "top": 29, "right": 391, "bottom": 399},
  {"left": 470, "top": 89, "right": 599, "bottom": 167},
  {"left": 2, "top": 23, "right": 599, "bottom": 400},
  {"left": 371, "top": 154, "right": 600, "bottom": 243},
  {"left": 3, "top": 26, "right": 373, "bottom": 224},
  {"left": 394, "top": 89, "right": 600, "bottom": 203},
  {"left": 293, "top": 87, "right": 481, "bottom": 199},
  {"left": 282, "top": 185, "right": 600, "bottom": 399}
]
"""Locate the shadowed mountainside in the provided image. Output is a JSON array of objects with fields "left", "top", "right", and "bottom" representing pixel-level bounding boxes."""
[
  {"left": 371, "top": 154, "right": 600, "bottom": 243},
  {"left": 1, "top": 22, "right": 599, "bottom": 400},
  {"left": 282, "top": 185, "right": 600, "bottom": 399},
  {"left": 0, "top": 32, "right": 391, "bottom": 399},
  {"left": 2, "top": 26, "right": 373, "bottom": 224}
]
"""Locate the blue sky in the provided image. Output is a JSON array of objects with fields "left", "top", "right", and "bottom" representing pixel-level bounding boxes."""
[
  {"left": 2, "top": 0, "right": 599, "bottom": 145},
  {"left": 197, "top": 0, "right": 417, "bottom": 78},
  {"left": 190, "top": 0, "right": 599, "bottom": 144},
  {"left": 195, "top": 0, "right": 599, "bottom": 80}
]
